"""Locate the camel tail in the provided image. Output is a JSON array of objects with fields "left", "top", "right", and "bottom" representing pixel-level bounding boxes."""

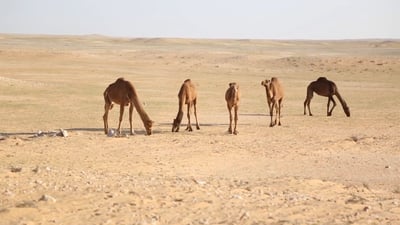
[{"left": 335, "top": 91, "right": 350, "bottom": 117}]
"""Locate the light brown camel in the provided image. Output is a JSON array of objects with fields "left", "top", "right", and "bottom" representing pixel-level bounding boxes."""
[
  {"left": 225, "top": 82, "right": 240, "bottom": 135},
  {"left": 303, "top": 77, "right": 350, "bottom": 117},
  {"left": 172, "top": 79, "right": 200, "bottom": 132},
  {"left": 103, "top": 77, "right": 153, "bottom": 136},
  {"left": 261, "top": 77, "right": 284, "bottom": 127}
]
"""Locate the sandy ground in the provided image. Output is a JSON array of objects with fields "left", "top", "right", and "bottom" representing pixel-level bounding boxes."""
[{"left": 1, "top": 34, "right": 400, "bottom": 224}]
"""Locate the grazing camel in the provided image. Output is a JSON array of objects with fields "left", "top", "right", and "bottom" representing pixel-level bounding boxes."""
[
  {"left": 303, "top": 77, "right": 350, "bottom": 117},
  {"left": 261, "top": 77, "right": 284, "bottom": 127},
  {"left": 225, "top": 82, "right": 240, "bottom": 135},
  {"left": 172, "top": 79, "right": 200, "bottom": 132},
  {"left": 103, "top": 77, "right": 153, "bottom": 136}
]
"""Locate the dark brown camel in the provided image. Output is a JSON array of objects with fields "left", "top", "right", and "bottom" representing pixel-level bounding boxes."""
[
  {"left": 261, "top": 77, "right": 284, "bottom": 127},
  {"left": 225, "top": 82, "right": 240, "bottom": 135},
  {"left": 304, "top": 77, "right": 350, "bottom": 117},
  {"left": 172, "top": 79, "right": 200, "bottom": 132},
  {"left": 103, "top": 78, "right": 153, "bottom": 136}
]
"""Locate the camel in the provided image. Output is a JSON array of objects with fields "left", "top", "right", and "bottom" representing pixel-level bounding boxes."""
[
  {"left": 172, "top": 79, "right": 200, "bottom": 132},
  {"left": 225, "top": 82, "right": 240, "bottom": 135},
  {"left": 103, "top": 77, "right": 153, "bottom": 136},
  {"left": 261, "top": 77, "right": 284, "bottom": 127},
  {"left": 303, "top": 77, "right": 350, "bottom": 117}
]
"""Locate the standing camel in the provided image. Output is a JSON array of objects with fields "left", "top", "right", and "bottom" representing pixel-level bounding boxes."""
[
  {"left": 172, "top": 79, "right": 200, "bottom": 132},
  {"left": 103, "top": 77, "right": 153, "bottom": 136},
  {"left": 261, "top": 77, "right": 284, "bottom": 127},
  {"left": 303, "top": 77, "right": 350, "bottom": 117},
  {"left": 225, "top": 82, "right": 240, "bottom": 135}
]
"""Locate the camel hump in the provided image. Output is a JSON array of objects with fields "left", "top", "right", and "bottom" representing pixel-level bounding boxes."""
[
  {"left": 116, "top": 77, "right": 125, "bottom": 82},
  {"left": 184, "top": 78, "right": 191, "bottom": 83},
  {"left": 271, "top": 77, "right": 278, "bottom": 82},
  {"left": 317, "top": 77, "right": 328, "bottom": 82}
]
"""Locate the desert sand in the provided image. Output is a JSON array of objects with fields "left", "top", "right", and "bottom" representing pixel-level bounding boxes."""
[{"left": 1, "top": 34, "right": 399, "bottom": 224}]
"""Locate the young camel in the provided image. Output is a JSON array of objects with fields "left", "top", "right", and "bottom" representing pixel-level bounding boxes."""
[
  {"left": 103, "top": 78, "right": 153, "bottom": 136},
  {"left": 261, "top": 77, "right": 284, "bottom": 127},
  {"left": 172, "top": 79, "right": 200, "bottom": 132},
  {"left": 225, "top": 82, "right": 240, "bottom": 135},
  {"left": 304, "top": 77, "right": 350, "bottom": 117}
]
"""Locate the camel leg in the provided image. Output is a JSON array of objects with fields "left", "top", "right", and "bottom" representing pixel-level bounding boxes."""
[
  {"left": 117, "top": 104, "right": 125, "bottom": 135},
  {"left": 274, "top": 102, "right": 279, "bottom": 126},
  {"left": 233, "top": 105, "right": 238, "bottom": 135},
  {"left": 277, "top": 100, "right": 282, "bottom": 126},
  {"left": 103, "top": 104, "right": 110, "bottom": 134},
  {"left": 129, "top": 103, "right": 135, "bottom": 135},
  {"left": 305, "top": 98, "right": 313, "bottom": 116},
  {"left": 193, "top": 101, "right": 200, "bottom": 130},
  {"left": 304, "top": 91, "right": 313, "bottom": 116},
  {"left": 327, "top": 96, "right": 336, "bottom": 116},
  {"left": 227, "top": 105, "right": 233, "bottom": 134},
  {"left": 303, "top": 99, "right": 308, "bottom": 115},
  {"left": 269, "top": 102, "right": 275, "bottom": 127},
  {"left": 186, "top": 103, "right": 193, "bottom": 131}
]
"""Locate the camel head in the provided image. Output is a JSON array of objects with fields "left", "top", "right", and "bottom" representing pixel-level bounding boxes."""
[
  {"left": 261, "top": 79, "right": 271, "bottom": 87},
  {"left": 144, "top": 120, "right": 154, "bottom": 135},
  {"left": 172, "top": 111, "right": 184, "bottom": 132},
  {"left": 229, "top": 82, "right": 237, "bottom": 87}
]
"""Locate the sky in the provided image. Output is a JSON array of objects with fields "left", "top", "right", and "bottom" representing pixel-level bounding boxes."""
[{"left": 0, "top": 0, "right": 399, "bottom": 40}]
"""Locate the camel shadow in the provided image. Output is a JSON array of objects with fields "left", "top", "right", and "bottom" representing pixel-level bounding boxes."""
[
  {"left": 0, "top": 127, "right": 163, "bottom": 138},
  {"left": 69, "top": 128, "right": 163, "bottom": 135},
  {"left": 239, "top": 113, "right": 268, "bottom": 117},
  {"left": 158, "top": 122, "right": 229, "bottom": 127},
  {"left": 67, "top": 128, "right": 104, "bottom": 132},
  {"left": 0, "top": 128, "right": 103, "bottom": 138}
]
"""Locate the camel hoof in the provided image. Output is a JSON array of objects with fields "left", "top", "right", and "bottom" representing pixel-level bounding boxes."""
[{"left": 233, "top": 131, "right": 238, "bottom": 135}]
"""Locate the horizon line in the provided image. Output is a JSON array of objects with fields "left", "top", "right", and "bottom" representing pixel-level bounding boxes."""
[{"left": 1, "top": 32, "right": 400, "bottom": 42}]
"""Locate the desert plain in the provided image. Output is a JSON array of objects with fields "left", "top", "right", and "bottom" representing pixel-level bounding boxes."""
[{"left": 0, "top": 34, "right": 400, "bottom": 224}]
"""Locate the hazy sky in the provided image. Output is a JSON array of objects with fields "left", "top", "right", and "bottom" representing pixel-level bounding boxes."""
[{"left": 1, "top": 0, "right": 399, "bottom": 39}]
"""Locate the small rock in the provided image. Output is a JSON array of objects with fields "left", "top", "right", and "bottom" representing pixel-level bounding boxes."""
[
  {"left": 107, "top": 129, "right": 116, "bottom": 137},
  {"left": 240, "top": 211, "right": 250, "bottom": 220},
  {"left": 363, "top": 206, "right": 371, "bottom": 212},
  {"left": 193, "top": 178, "right": 207, "bottom": 186},
  {"left": 32, "top": 166, "right": 40, "bottom": 173},
  {"left": 10, "top": 167, "right": 22, "bottom": 173},
  {"left": 39, "top": 194, "right": 57, "bottom": 203},
  {"left": 59, "top": 129, "right": 68, "bottom": 137},
  {"left": 385, "top": 165, "right": 391, "bottom": 169}
]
